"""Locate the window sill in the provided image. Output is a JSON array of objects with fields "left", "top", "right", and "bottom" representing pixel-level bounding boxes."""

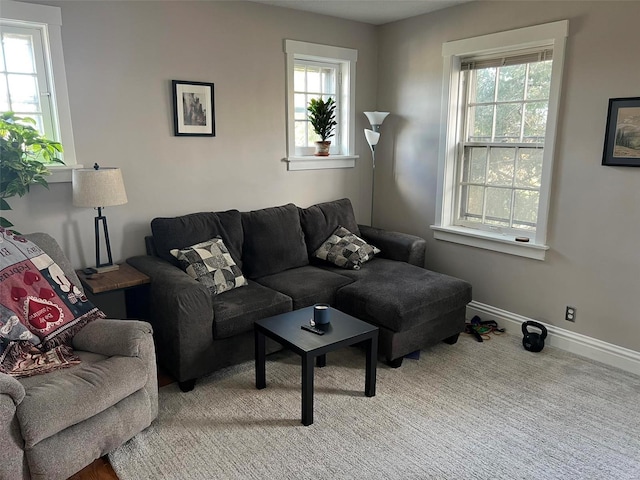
[
  {"left": 285, "top": 155, "right": 358, "bottom": 171},
  {"left": 47, "top": 164, "right": 83, "bottom": 183},
  {"left": 430, "top": 225, "right": 549, "bottom": 261}
]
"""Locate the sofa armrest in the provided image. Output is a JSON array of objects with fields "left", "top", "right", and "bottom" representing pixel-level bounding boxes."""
[
  {"left": 0, "top": 373, "right": 25, "bottom": 406},
  {"left": 358, "top": 224, "right": 426, "bottom": 267},
  {"left": 127, "top": 255, "right": 213, "bottom": 382},
  {"left": 1, "top": 374, "right": 26, "bottom": 480},
  {"left": 126, "top": 255, "right": 213, "bottom": 326},
  {"left": 72, "top": 319, "right": 153, "bottom": 357}
]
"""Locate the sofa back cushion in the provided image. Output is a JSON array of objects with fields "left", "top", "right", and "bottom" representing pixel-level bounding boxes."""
[
  {"left": 241, "top": 203, "right": 309, "bottom": 278},
  {"left": 151, "top": 210, "right": 244, "bottom": 269},
  {"left": 298, "top": 198, "right": 361, "bottom": 255}
]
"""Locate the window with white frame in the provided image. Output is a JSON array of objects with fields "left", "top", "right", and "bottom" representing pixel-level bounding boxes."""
[
  {"left": 432, "top": 21, "right": 568, "bottom": 261},
  {"left": 293, "top": 60, "right": 339, "bottom": 154},
  {"left": 1, "top": 25, "right": 56, "bottom": 141},
  {"left": 1, "top": 0, "right": 77, "bottom": 179},
  {"left": 459, "top": 50, "right": 552, "bottom": 232},
  {"left": 284, "top": 39, "right": 357, "bottom": 171}
]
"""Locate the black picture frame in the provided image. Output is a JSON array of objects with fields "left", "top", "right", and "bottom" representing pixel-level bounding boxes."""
[
  {"left": 172, "top": 80, "right": 215, "bottom": 136},
  {"left": 602, "top": 97, "right": 640, "bottom": 166}
]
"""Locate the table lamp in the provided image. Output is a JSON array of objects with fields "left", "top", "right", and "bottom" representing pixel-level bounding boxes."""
[{"left": 72, "top": 163, "right": 128, "bottom": 273}]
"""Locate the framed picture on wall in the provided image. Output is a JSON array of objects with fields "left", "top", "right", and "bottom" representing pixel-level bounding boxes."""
[
  {"left": 602, "top": 97, "right": 640, "bottom": 166},
  {"left": 172, "top": 80, "right": 215, "bottom": 136}
]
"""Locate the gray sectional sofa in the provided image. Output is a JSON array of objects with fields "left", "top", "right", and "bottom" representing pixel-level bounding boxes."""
[{"left": 127, "top": 198, "right": 471, "bottom": 391}]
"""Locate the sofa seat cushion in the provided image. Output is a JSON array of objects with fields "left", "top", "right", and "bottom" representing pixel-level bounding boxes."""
[
  {"left": 241, "top": 203, "right": 309, "bottom": 279},
  {"left": 212, "top": 280, "right": 292, "bottom": 339},
  {"left": 334, "top": 259, "right": 472, "bottom": 333},
  {"left": 255, "top": 266, "right": 354, "bottom": 310},
  {"left": 151, "top": 210, "right": 244, "bottom": 269},
  {"left": 299, "top": 198, "right": 361, "bottom": 256},
  {"left": 17, "top": 354, "right": 148, "bottom": 448}
]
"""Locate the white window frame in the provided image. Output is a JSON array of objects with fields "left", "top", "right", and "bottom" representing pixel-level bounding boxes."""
[
  {"left": 284, "top": 39, "right": 358, "bottom": 171},
  {"left": 1, "top": 0, "right": 78, "bottom": 182},
  {"left": 1, "top": 24, "right": 56, "bottom": 137},
  {"left": 432, "top": 21, "right": 568, "bottom": 261},
  {"left": 293, "top": 59, "right": 341, "bottom": 156}
]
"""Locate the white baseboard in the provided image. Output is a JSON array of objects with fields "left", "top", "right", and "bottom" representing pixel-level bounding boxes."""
[{"left": 467, "top": 301, "right": 640, "bottom": 376}]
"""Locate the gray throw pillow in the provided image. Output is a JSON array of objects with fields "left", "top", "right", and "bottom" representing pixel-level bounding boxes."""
[
  {"left": 313, "top": 226, "right": 380, "bottom": 270},
  {"left": 171, "top": 237, "right": 247, "bottom": 294}
]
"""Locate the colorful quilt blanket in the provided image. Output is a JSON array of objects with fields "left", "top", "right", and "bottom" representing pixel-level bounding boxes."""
[{"left": 0, "top": 229, "right": 105, "bottom": 377}]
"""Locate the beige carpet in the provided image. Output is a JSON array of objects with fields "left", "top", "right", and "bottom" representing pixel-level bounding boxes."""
[{"left": 109, "top": 332, "right": 640, "bottom": 479}]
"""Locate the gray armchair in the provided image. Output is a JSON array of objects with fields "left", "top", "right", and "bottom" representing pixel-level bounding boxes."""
[{"left": 0, "top": 233, "right": 158, "bottom": 480}]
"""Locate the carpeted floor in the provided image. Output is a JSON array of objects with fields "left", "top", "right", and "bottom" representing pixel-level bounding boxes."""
[{"left": 109, "top": 332, "right": 640, "bottom": 479}]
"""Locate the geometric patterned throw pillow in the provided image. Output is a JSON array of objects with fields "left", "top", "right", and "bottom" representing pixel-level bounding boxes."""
[
  {"left": 313, "top": 226, "right": 380, "bottom": 270},
  {"left": 170, "top": 237, "right": 248, "bottom": 295}
]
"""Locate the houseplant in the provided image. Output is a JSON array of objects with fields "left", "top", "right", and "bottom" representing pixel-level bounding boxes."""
[
  {"left": 0, "top": 112, "right": 63, "bottom": 228},
  {"left": 307, "top": 97, "right": 337, "bottom": 156}
]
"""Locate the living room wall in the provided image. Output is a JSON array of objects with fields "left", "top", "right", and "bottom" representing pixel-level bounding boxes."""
[
  {"left": 375, "top": 1, "right": 640, "bottom": 353},
  {"left": 9, "top": 0, "right": 378, "bottom": 267}
]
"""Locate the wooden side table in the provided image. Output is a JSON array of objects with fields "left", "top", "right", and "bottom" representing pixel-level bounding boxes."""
[{"left": 76, "top": 263, "right": 150, "bottom": 319}]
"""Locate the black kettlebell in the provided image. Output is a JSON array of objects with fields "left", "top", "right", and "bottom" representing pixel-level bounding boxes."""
[{"left": 522, "top": 321, "right": 548, "bottom": 352}]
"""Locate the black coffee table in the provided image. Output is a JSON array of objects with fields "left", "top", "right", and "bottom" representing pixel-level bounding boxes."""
[{"left": 254, "top": 306, "right": 378, "bottom": 426}]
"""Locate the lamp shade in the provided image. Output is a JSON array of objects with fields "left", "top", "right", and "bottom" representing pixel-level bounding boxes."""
[
  {"left": 72, "top": 166, "right": 128, "bottom": 208},
  {"left": 364, "top": 111, "right": 390, "bottom": 127},
  {"left": 364, "top": 129, "right": 381, "bottom": 148}
]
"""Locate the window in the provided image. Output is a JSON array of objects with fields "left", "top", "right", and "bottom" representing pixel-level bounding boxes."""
[
  {"left": 1, "top": 25, "right": 55, "bottom": 140},
  {"left": 432, "top": 21, "right": 568, "bottom": 260},
  {"left": 284, "top": 40, "right": 357, "bottom": 171},
  {"left": 459, "top": 51, "right": 552, "bottom": 233},
  {"left": 293, "top": 60, "right": 339, "bottom": 155},
  {"left": 1, "top": 0, "right": 77, "bottom": 180}
]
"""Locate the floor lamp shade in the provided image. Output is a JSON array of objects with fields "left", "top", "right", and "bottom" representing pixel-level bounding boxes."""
[
  {"left": 72, "top": 165, "right": 128, "bottom": 272},
  {"left": 364, "top": 111, "right": 390, "bottom": 130},
  {"left": 364, "top": 129, "right": 381, "bottom": 151}
]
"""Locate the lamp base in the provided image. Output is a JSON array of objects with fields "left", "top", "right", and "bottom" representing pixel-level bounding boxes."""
[{"left": 91, "top": 264, "right": 120, "bottom": 274}]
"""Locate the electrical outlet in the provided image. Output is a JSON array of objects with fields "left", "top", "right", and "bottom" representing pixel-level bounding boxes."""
[{"left": 565, "top": 306, "right": 576, "bottom": 322}]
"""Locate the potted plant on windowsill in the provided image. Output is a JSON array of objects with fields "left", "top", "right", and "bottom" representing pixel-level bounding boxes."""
[
  {"left": 0, "top": 112, "right": 64, "bottom": 229},
  {"left": 307, "top": 97, "right": 337, "bottom": 156}
]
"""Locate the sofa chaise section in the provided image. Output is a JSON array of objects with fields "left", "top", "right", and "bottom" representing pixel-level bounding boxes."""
[{"left": 297, "top": 199, "right": 472, "bottom": 366}]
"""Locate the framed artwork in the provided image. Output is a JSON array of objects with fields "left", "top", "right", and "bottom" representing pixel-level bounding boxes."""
[
  {"left": 172, "top": 80, "right": 215, "bottom": 136},
  {"left": 602, "top": 97, "right": 640, "bottom": 166}
]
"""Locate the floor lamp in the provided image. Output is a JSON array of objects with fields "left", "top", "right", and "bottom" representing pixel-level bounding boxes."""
[
  {"left": 72, "top": 163, "right": 128, "bottom": 273},
  {"left": 364, "top": 111, "right": 390, "bottom": 225}
]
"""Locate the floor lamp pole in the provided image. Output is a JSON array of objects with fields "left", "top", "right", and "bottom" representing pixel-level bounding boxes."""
[
  {"left": 371, "top": 150, "right": 376, "bottom": 226},
  {"left": 364, "top": 112, "right": 388, "bottom": 227}
]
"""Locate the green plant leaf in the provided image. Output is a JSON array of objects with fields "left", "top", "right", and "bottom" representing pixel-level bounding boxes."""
[
  {"left": 0, "top": 111, "right": 63, "bottom": 205},
  {"left": 33, "top": 176, "right": 49, "bottom": 188}
]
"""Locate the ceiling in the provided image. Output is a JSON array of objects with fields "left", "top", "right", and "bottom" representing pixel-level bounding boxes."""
[{"left": 247, "top": 0, "right": 472, "bottom": 25}]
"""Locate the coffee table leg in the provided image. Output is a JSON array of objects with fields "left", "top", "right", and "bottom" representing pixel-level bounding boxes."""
[
  {"left": 302, "top": 354, "right": 314, "bottom": 426},
  {"left": 365, "top": 332, "right": 377, "bottom": 397},
  {"left": 255, "top": 329, "right": 266, "bottom": 389},
  {"left": 316, "top": 354, "right": 326, "bottom": 368}
]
